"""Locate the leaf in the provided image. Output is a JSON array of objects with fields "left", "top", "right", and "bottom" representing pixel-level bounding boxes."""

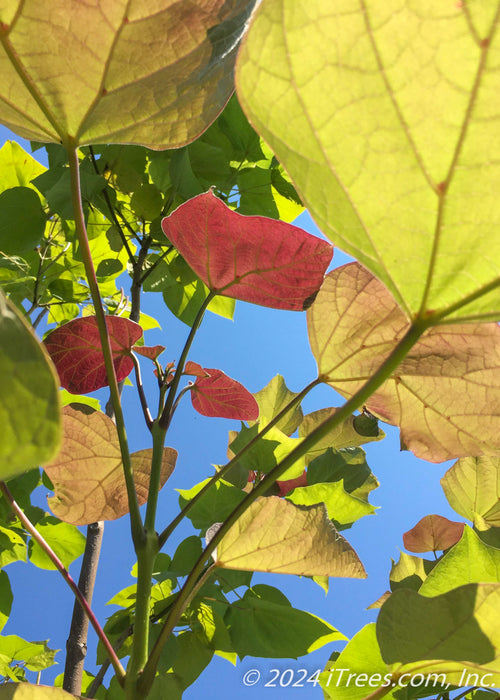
[
  {"left": 214, "top": 496, "right": 366, "bottom": 578},
  {"left": 0, "top": 141, "right": 46, "bottom": 192},
  {"left": 229, "top": 423, "right": 306, "bottom": 481},
  {"left": 299, "top": 406, "right": 384, "bottom": 464},
  {"left": 226, "top": 585, "right": 345, "bottom": 660},
  {"left": 307, "top": 447, "right": 378, "bottom": 502},
  {"left": 236, "top": 1, "right": 500, "bottom": 321},
  {"left": 44, "top": 315, "right": 142, "bottom": 394},
  {"left": 0, "top": 685, "right": 73, "bottom": 699},
  {"left": 0, "top": 525, "right": 26, "bottom": 568},
  {"left": 308, "top": 263, "right": 500, "bottom": 462},
  {"left": 286, "top": 482, "right": 376, "bottom": 528},
  {"left": 441, "top": 456, "right": 500, "bottom": 529},
  {"left": 251, "top": 374, "right": 304, "bottom": 435},
  {"left": 403, "top": 515, "right": 465, "bottom": 554},
  {"left": 0, "top": 1, "right": 259, "bottom": 149},
  {"left": 0, "top": 289, "right": 61, "bottom": 479},
  {"left": 420, "top": 526, "right": 500, "bottom": 597},
  {"left": 0, "top": 187, "right": 46, "bottom": 255},
  {"left": 133, "top": 345, "right": 166, "bottom": 361},
  {"left": 0, "top": 572, "right": 12, "bottom": 634},
  {"left": 29, "top": 515, "right": 86, "bottom": 570},
  {"left": 0, "top": 636, "right": 57, "bottom": 674},
  {"left": 44, "top": 406, "right": 177, "bottom": 525},
  {"left": 161, "top": 190, "right": 333, "bottom": 310},
  {"left": 177, "top": 478, "right": 246, "bottom": 532},
  {"left": 184, "top": 361, "right": 210, "bottom": 378},
  {"left": 377, "top": 583, "right": 500, "bottom": 665},
  {"left": 390, "top": 552, "right": 435, "bottom": 593},
  {"left": 191, "top": 368, "right": 259, "bottom": 420}
]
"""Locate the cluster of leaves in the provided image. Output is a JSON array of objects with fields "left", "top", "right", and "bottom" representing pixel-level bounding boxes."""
[{"left": 0, "top": 1, "right": 500, "bottom": 700}]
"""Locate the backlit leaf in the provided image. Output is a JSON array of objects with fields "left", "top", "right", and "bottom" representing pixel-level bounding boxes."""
[
  {"left": 0, "top": 572, "right": 12, "bottom": 634},
  {"left": 44, "top": 315, "right": 142, "bottom": 394},
  {"left": 44, "top": 406, "right": 176, "bottom": 525},
  {"left": 178, "top": 478, "right": 245, "bottom": 532},
  {"left": 308, "top": 263, "right": 500, "bottom": 462},
  {"left": 191, "top": 368, "right": 259, "bottom": 420},
  {"left": 0, "top": 0, "right": 258, "bottom": 149},
  {"left": 251, "top": 374, "right": 304, "bottom": 435},
  {"left": 229, "top": 423, "right": 306, "bottom": 481},
  {"left": 133, "top": 345, "right": 166, "bottom": 361},
  {"left": 286, "top": 482, "right": 376, "bottom": 528},
  {"left": 389, "top": 552, "right": 435, "bottom": 593},
  {"left": 299, "top": 406, "right": 384, "bottom": 464},
  {"left": 0, "top": 141, "right": 46, "bottom": 192},
  {"left": 214, "top": 496, "right": 366, "bottom": 578},
  {"left": 441, "top": 456, "right": 500, "bottom": 529},
  {"left": 0, "top": 685, "right": 73, "bottom": 699},
  {"left": 0, "top": 187, "right": 46, "bottom": 255},
  {"left": 226, "top": 585, "right": 345, "bottom": 659},
  {"left": 0, "top": 289, "right": 61, "bottom": 479},
  {"left": 29, "top": 515, "right": 85, "bottom": 570},
  {"left": 420, "top": 527, "right": 500, "bottom": 597},
  {"left": 403, "top": 515, "right": 465, "bottom": 554},
  {"left": 236, "top": 0, "right": 500, "bottom": 321},
  {"left": 161, "top": 190, "right": 333, "bottom": 310}
]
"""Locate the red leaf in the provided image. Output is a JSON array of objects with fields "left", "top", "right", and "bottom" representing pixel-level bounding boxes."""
[
  {"left": 44, "top": 316, "right": 142, "bottom": 394},
  {"left": 191, "top": 368, "right": 259, "bottom": 420},
  {"left": 133, "top": 345, "right": 166, "bottom": 361},
  {"left": 403, "top": 515, "right": 465, "bottom": 553},
  {"left": 161, "top": 190, "right": 333, "bottom": 311},
  {"left": 277, "top": 469, "right": 308, "bottom": 497},
  {"left": 184, "top": 361, "right": 210, "bottom": 377}
]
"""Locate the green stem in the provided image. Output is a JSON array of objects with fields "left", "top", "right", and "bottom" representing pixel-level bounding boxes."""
[
  {"left": 159, "top": 290, "right": 216, "bottom": 430},
  {"left": 142, "top": 320, "right": 429, "bottom": 688},
  {"left": 0, "top": 482, "right": 125, "bottom": 684},
  {"left": 158, "top": 376, "right": 321, "bottom": 549},
  {"left": 125, "top": 421, "right": 166, "bottom": 695},
  {"left": 65, "top": 141, "right": 145, "bottom": 550}
]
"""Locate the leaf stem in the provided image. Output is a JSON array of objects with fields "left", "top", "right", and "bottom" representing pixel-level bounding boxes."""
[
  {"left": 143, "top": 320, "right": 429, "bottom": 686},
  {"left": 65, "top": 141, "right": 145, "bottom": 550},
  {"left": 0, "top": 481, "right": 125, "bottom": 684},
  {"left": 159, "top": 290, "right": 216, "bottom": 430},
  {"left": 131, "top": 352, "right": 153, "bottom": 430},
  {"left": 157, "top": 376, "right": 321, "bottom": 548}
]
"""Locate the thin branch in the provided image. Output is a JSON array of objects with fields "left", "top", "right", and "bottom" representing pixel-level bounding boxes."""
[
  {"left": 131, "top": 352, "right": 153, "bottom": 430},
  {"left": 0, "top": 481, "right": 125, "bottom": 684},
  {"left": 157, "top": 376, "right": 321, "bottom": 548},
  {"left": 137, "top": 246, "right": 173, "bottom": 286}
]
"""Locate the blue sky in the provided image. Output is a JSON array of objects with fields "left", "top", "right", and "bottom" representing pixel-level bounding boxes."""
[{"left": 0, "top": 125, "right": 460, "bottom": 698}]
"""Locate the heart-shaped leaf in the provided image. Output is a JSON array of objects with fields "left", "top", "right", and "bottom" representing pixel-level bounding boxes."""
[
  {"left": 161, "top": 190, "right": 333, "bottom": 310},
  {"left": 44, "top": 315, "right": 142, "bottom": 394},
  {"left": 214, "top": 496, "right": 366, "bottom": 578},
  {"left": 0, "top": 0, "right": 258, "bottom": 149},
  {"left": 308, "top": 263, "right": 500, "bottom": 462},
  {"left": 44, "top": 406, "right": 177, "bottom": 525},
  {"left": 0, "top": 290, "right": 61, "bottom": 479},
  {"left": 403, "top": 515, "right": 465, "bottom": 554},
  {"left": 191, "top": 368, "right": 259, "bottom": 420},
  {"left": 236, "top": 0, "right": 500, "bottom": 322},
  {"left": 441, "top": 456, "right": 500, "bottom": 529},
  {"left": 133, "top": 344, "right": 165, "bottom": 361}
]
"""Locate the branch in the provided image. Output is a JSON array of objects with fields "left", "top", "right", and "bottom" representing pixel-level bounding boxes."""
[{"left": 0, "top": 482, "right": 125, "bottom": 684}]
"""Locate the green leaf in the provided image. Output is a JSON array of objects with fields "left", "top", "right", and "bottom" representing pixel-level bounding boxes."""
[
  {"left": 286, "top": 481, "right": 376, "bottom": 527},
  {"left": 0, "top": 141, "right": 46, "bottom": 192},
  {"left": 390, "top": 552, "right": 435, "bottom": 593},
  {"left": 236, "top": 1, "right": 500, "bottom": 321},
  {"left": 169, "top": 631, "right": 213, "bottom": 691},
  {"left": 0, "top": 636, "right": 57, "bottom": 674},
  {"left": 214, "top": 496, "right": 366, "bottom": 578},
  {"left": 307, "top": 447, "right": 378, "bottom": 502},
  {"left": 441, "top": 456, "right": 500, "bottom": 529},
  {"left": 320, "top": 624, "right": 397, "bottom": 700},
  {"left": 29, "top": 515, "right": 86, "bottom": 570},
  {"left": 377, "top": 583, "right": 500, "bottom": 665},
  {"left": 0, "top": 290, "right": 61, "bottom": 479},
  {"left": 131, "top": 183, "right": 164, "bottom": 221},
  {"left": 299, "top": 406, "right": 384, "bottom": 465},
  {"left": 226, "top": 586, "right": 345, "bottom": 659},
  {"left": 0, "top": 187, "right": 46, "bottom": 255},
  {"left": 229, "top": 423, "right": 306, "bottom": 481},
  {"left": 0, "top": 525, "right": 26, "bottom": 568},
  {"left": 60, "top": 389, "right": 100, "bottom": 411},
  {"left": 420, "top": 527, "right": 500, "bottom": 596},
  {"left": 0, "top": 1, "right": 258, "bottom": 149},
  {"left": 170, "top": 536, "right": 203, "bottom": 577},
  {"left": 0, "top": 572, "right": 12, "bottom": 634},
  {"left": 177, "top": 479, "right": 246, "bottom": 532},
  {"left": 251, "top": 374, "right": 304, "bottom": 435}
]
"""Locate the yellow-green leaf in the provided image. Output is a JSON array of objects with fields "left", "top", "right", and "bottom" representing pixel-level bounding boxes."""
[
  {"left": 441, "top": 456, "right": 500, "bottom": 529},
  {"left": 236, "top": 0, "right": 500, "bottom": 322},
  {"left": 0, "top": 0, "right": 258, "bottom": 149},
  {"left": 0, "top": 289, "right": 61, "bottom": 479},
  {"left": 214, "top": 496, "right": 366, "bottom": 578},
  {"left": 0, "top": 686, "right": 75, "bottom": 700}
]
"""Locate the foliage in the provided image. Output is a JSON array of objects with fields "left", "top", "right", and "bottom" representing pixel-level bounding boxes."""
[{"left": 0, "top": 1, "right": 499, "bottom": 700}]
